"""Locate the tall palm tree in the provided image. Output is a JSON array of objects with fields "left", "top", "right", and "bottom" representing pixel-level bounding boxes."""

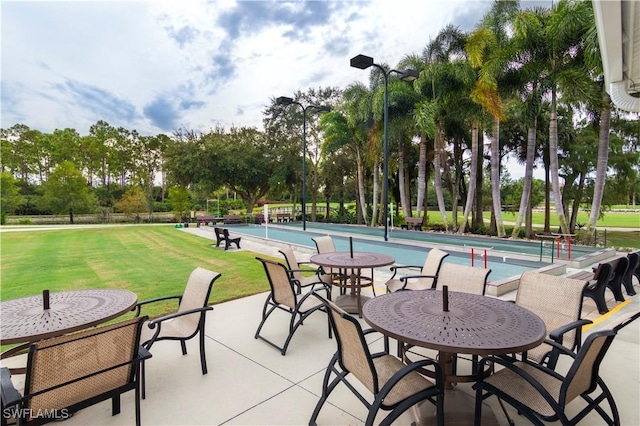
[
  {"left": 545, "top": 0, "right": 595, "bottom": 235},
  {"left": 466, "top": 0, "right": 519, "bottom": 237},
  {"left": 508, "top": 6, "right": 549, "bottom": 238},
  {"left": 342, "top": 81, "right": 377, "bottom": 226}
]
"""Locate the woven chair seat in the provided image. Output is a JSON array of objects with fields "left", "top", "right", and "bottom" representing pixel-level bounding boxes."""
[
  {"left": 371, "top": 355, "right": 436, "bottom": 406},
  {"left": 483, "top": 361, "right": 562, "bottom": 417}
]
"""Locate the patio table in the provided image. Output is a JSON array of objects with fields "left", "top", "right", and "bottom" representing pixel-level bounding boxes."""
[
  {"left": 310, "top": 251, "right": 394, "bottom": 317},
  {"left": 0, "top": 289, "right": 137, "bottom": 370},
  {"left": 362, "top": 289, "right": 546, "bottom": 425}
]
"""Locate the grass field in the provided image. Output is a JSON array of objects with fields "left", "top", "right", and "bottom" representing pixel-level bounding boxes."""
[{"left": 0, "top": 225, "right": 271, "bottom": 319}]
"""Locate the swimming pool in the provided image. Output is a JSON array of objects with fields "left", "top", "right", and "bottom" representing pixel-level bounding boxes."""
[{"left": 221, "top": 224, "right": 551, "bottom": 282}]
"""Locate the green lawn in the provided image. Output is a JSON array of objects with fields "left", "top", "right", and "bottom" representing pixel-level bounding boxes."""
[{"left": 0, "top": 225, "right": 271, "bottom": 319}]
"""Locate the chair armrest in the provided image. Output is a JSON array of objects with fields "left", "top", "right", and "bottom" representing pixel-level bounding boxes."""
[
  {"left": 136, "top": 346, "right": 153, "bottom": 362},
  {"left": 148, "top": 306, "right": 214, "bottom": 327},
  {"left": 0, "top": 367, "right": 21, "bottom": 409},
  {"left": 133, "top": 295, "right": 182, "bottom": 316},
  {"left": 548, "top": 319, "right": 592, "bottom": 347},
  {"left": 381, "top": 358, "right": 444, "bottom": 395},
  {"left": 389, "top": 265, "right": 422, "bottom": 279},
  {"left": 399, "top": 274, "right": 438, "bottom": 290}
]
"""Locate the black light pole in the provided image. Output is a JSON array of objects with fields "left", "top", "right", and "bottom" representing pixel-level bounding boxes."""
[
  {"left": 350, "top": 54, "right": 418, "bottom": 241},
  {"left": 276, "top": 96, "right": 331, "bottom": 231}
]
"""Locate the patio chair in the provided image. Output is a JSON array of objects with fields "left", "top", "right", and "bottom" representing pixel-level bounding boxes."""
[
  {"left": 278, "top": 245, "right": 332, "bottom": 294},
  {"left": 622, "top": 252, "right": 638, "bottom": 296},
  {"left": 310, "top": 298, "right": 444, "bottom": 426},
  {"left": 0, "top": 317, "right": 150, "bottom": 426},
  {"left": 433, "top": 263, "right": 491, "bottom": 295},
  {"left": 474, "top": 311, "right": 640, "bottom": 426},
  {"left": 514, "top": 271, "right": 591, "bottom": 369},
  {"left": 254, "top": 257, "right": 331, "bottom": 355},
  {"left": 133, "top": 267, "right": 221, "bottom": 398},
  {"left": 385, "top": 248, "right": 449, "bottom": 292}
]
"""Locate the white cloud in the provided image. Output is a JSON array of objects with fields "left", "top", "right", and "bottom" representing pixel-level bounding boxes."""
[{"left": 2, "top": 0, "right": 497, "bottom": 136}]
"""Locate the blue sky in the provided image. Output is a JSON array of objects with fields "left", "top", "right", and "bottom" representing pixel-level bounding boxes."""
[{"left": 1, "top": 0, "right": 550, "bottom": 138}]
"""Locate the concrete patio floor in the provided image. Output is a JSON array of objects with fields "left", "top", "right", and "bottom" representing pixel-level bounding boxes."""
[{"left": 57, "top": 229, "right": 639, "bottom": 426}]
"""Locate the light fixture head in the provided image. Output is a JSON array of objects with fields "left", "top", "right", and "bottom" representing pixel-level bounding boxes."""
[
  {"left": 314, "top": 105, "right": 332, "bottom": 112},
  {"left": 350, "top": 54, "right": 374, "bottom": 70},
  {"left": 276, "top": 96, "right": 294, "bottom": 105},
  {"left": 400, "top": 69, "right": 420, "bottom": 82}
]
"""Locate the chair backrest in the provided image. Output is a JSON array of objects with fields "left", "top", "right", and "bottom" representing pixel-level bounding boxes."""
[
  {"left": 279, "top": 245, "right": 303, "bottom": 282},
  {"left": 612, "top": 310, "right": 640, "bottom": 332},
  {"left": 435, "top": 263, "right": 490, "bottom": 295},
  {"left": 609, "top": 256, "right": 629, "bottom": 284},
  {"left": 516, "top": 272, "right": 587, "bottom": 353},
  {"left": 623, "top": 253, "right": 639, "bottom": 285},
  {"left": 24, "top": 316, "right": 145, "bottom": 418},
  {"left": 407, "top": 248, "right": 449, "bottom": 290},
  {"left": 561, "top": 329, "right": 616, "bottom": 405},
  {"left": 324, "top": 299, "right": 378, "bottom": 394},
  {"left": 312, "top": 236, "right": 336, "bottom": 254},
  {"left": 177, "top": 267, "right": 221, "bottom": 332},
  {"left": 257, "top": 258, "right": 296, "bottom": 309}
]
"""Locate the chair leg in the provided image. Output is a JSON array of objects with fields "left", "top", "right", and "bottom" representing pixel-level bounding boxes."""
[
  {"left": 135, "top": 378, "right": 142, "bottom": 426},
  {"left": 180, "top": 340, "right": 187, "bottom": 356},
  {"left": 141, "top": 359, "right": 146, "bottom": 400},
  {"left": 111, "top": 394, "right": 121, "bottom": 416},
  {"left": 199, "top": 329, "right": 208, "bottom": 375}
]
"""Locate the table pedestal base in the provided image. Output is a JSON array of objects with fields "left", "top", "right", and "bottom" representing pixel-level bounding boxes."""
[
  {"left": 335, "top": 294, "right": 370, "bottom": 317},
  {"left": 411, "top": 387, "right": 499, "bottom": 426}
]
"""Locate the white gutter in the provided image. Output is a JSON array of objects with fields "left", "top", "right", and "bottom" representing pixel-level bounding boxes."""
[{"left": 610, "top": 81, "right": 640, "bottom": 113}]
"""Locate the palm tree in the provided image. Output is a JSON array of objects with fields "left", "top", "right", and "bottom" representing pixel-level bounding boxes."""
[
  {"left": 545, "top": 0, "right": 595, "bottom": 235},
  {"left": 466, "top": 0, "right": 519, "bottom": 237}
]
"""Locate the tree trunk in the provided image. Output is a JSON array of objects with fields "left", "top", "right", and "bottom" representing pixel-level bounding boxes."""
[
  {"left": 473, "top": 140, "right": 484, "bottom": 230},
  {"left": 416, "top": 134, "right": 427, "bottom": 216},
  {"left": 371, "top": 160, "right": 379, "bottom": 227},
  {"left": 490, "top": 117, "right": 505, "bottom": 237},
  {"left": 588, "top": 93, "right": 611, "bottom": 231},
  {"left": 356, "top": 150, "right": 369, "bottom": 226},
  {"left": 398, "top": 148, "right": 410, "bottom": 218},
  {"left": 512, "top": 124, "right": 537, "bottom": 238},
  {"left": 549, "top": 89, "right": 570, "bottom": 235},
  {"left": 458, "top": 122, "right": 479, "bottom": 234},
  {"left": 434, "top": 127, "right": 449, "bottom": 229},
  {"left": 69, "top": 208, "right": 74, "bottom": 224}
]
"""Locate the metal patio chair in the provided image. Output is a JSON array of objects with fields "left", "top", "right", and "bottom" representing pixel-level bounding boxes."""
[
  {"left": 278, "top": 244, "right": 332, "bottom": 294},
  {"left": 254, "top": 257, "right": 331, "bottom": 355},
  {"left": 474, "top": 311, "right": 640, "bottom": 426},
  {"left": 385, "top": 247, "right": 449, "bottom": 292},
  {"left": 134, "top": 267, "right": 221, "bottom": 398},
  {"left": 310, "top": 298, "right": 444, "bottom": 426}
]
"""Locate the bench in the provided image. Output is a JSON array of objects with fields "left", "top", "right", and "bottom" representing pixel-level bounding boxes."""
[
  {"left": 623, "top": 251, "right": 639, "bottom": 296},
  {"left": 276, "top": 213, "right": 292, "bottom": 223},
  {"left": 568, "top": 256, "right": 629, "bottom": 314},
  {"left": 254, "top": 214, "right": 265, "bottom": 224},
  {"left": 401, "top": 217, "right": 423, "bottom": 231},
  {"left": 214, "top": 227, "right": 241, "bottom": 250},
  {"left": 199, "top": 215, "right": 218, "bottom": 226},
  {"left": 222, "top": 214, "right": 243, "bottom": 225},
  {"left": 0, "top": 317, "right": 150, "bottom": 426}
]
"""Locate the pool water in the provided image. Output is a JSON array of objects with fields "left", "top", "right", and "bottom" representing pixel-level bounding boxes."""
[{"left": 221, "top": 224, "right": 552, "bottom": 282}]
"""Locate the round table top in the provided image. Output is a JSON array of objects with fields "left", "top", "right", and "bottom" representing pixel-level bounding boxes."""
[
  {"left": 311, "top": 252, "right": 395, "bottom": 269},
  {"left": 0, "top": 289, "right": 138, "bottom": 345},
  {"left": 363, "top": 290, "right": 546, "bottom": 356}
]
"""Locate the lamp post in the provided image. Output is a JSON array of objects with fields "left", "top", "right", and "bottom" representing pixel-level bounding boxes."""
[
  {"left": 350, "top": 54, "right": 418, "bottom": 241},
  {"left": 276, "top": 96, "right": 331, "bottom": 231}
]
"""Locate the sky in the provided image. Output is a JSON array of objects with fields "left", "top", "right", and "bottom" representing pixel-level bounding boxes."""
[{"left": 1, "top": 0, "right": 550, "bottom": 178}]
